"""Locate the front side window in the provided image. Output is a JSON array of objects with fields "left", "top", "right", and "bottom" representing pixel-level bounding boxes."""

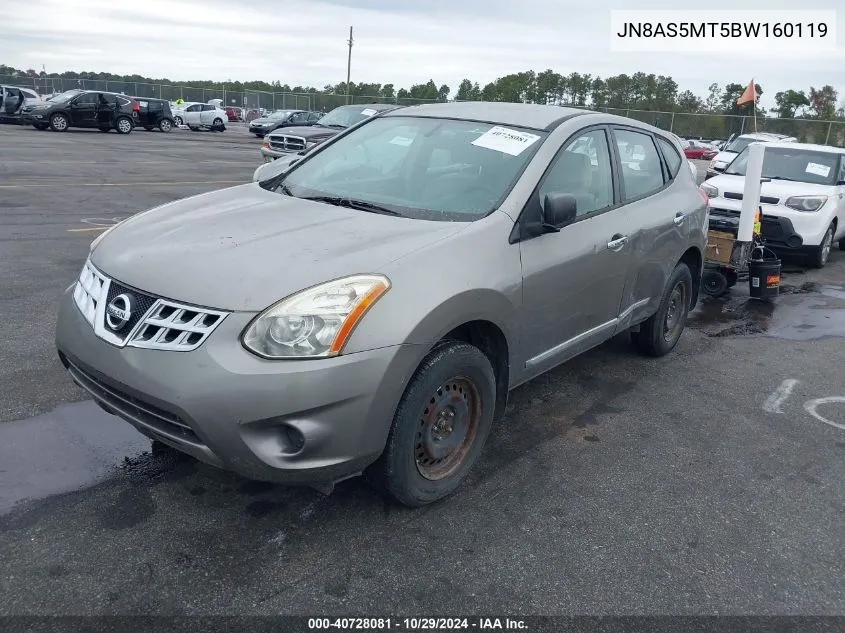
[
  {"left": 74, "top": 93, "right": 99, "bottom": 105},
  {"left": 613, "top": 129, "right": 665, "bottom": 200},
  {"left": 539, "top": 129, "right": 614, "bottom": 217},
  {"left": 277, "top": 117, "right": 547, "bottom": 221},
  {"left": 725, "top": 147, "right": 841, "bottom": 186}
]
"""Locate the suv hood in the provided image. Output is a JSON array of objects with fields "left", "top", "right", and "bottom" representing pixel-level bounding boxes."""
[
  {"left": 267, "top": 125, "right": 340, "bottom": 141},
  {"left": 707, "top": 173, "right": 835, "bottom": 206},
  {"left": 711, "top": 150, "right": 738, "bottom": 166},
  {"left": 90, "top": 184, "right": 467, "bottom": 312}
]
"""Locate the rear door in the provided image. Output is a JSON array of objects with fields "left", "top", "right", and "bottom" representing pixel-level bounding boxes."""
[
  {"left": 518, "top": 126, "right": 632, "bottom": 374},
  {"left": 200, "top": 104, "right": 217, "bottom": 125},
  {"left": 609, "top": 127, "right": 694, "bottom": 329}
]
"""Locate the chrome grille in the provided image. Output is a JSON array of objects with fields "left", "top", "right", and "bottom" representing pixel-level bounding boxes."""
[
  {"left": 72, "top": 259, "right": 228, "bottom": 352},
  {"left": 128, "top": 300, "right": 227, "bottom": 351},
  {"left": 73, "top": 260, "right": 108, "bottom": 326},
  {"left": 268, "top": 135, "right": 306, "bottom": 152}
]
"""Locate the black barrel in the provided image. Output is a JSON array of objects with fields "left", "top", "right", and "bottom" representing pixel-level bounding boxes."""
[{"left": 748, "top": 246, "right": 781, "bottom": 299}]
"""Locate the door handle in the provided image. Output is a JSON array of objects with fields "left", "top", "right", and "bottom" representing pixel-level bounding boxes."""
[
  {"left": 673, "top": 212, "right": 686, "bottom": 226},
  {"left": 607, "top": 235, "right": 629, "bottom": 251}
]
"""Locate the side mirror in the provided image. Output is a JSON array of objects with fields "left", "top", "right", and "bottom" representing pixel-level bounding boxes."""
[{"left": 541, "top": 193, "right": 577, "bottom": 232}]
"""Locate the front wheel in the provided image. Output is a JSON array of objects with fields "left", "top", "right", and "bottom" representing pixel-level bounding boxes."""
[
  {"left": 115, "top": 116, "right": 133, "bottom": 134},
  {"left": 809, "top": 224, "right": 835, "bottom": 268},
  {"left": 632, "top": 262, "right": 693, "bottom": 357},
  {"left": 366, "top": 341, "right": 496, "bottom": 507},
  {"left": 174, "top": 116, "right": 183, "bottom": 126},
  {"left": 49, "top": 112, "right": 69, "bottom": 132}
]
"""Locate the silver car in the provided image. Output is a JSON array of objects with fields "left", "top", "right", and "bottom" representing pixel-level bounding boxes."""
[{"left": 55, "top": 103, "right": 707, "bottom": 507}]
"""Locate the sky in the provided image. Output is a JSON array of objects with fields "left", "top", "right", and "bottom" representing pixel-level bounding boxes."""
[{"left": 1, "top": 0, "right": 843, "bottom": 111}]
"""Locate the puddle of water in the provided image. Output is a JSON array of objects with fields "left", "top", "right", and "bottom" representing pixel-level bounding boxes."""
[
  {"left": 690, "top": 283, "right": 845, "bottom": 340},
  {"left": 0, "top": 401, "right": 150, "bottom": 514}
]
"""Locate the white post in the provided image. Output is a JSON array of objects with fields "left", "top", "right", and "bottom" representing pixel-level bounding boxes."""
[{"left": 737, "top": 142, "right": 765, "bottom": 243}]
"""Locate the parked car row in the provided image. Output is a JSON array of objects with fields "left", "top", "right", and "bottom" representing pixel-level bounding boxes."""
[
  {"left": 12, "top": 89, "right": 228, "bottom": 134},
  {"left": 249, "top": 109, "right": 323, "bottom": 137}
]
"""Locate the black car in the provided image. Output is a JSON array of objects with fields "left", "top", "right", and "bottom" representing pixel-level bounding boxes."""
[
  {"left": 130, "top": 97, "right": 175, "bottom": 132},
  {"left": 248, "top": 109, "right": 321, "bottom": 137},
  {"left": 21, "top": 89, "right": 137, "bottom": 134}
]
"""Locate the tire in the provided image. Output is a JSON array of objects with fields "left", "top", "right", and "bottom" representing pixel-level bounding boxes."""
[
  {"left": 366, "top": 341, "right": 496, "bottom": 507},
  {"left": 701, "top": 270, "right": 728, "bottom": 297},
  {"left": 115, "top": 116, "right": 133, "bottom": 134},
  {"left": 213, "top": 117, "right": 223, "bottom": 126},
  {"left": 808, "top": 224, "right": 835, "bottom": 268},
  {"left": 174, "top": 116, "right": 183, "bottom": 126},
  {"left": 632, "top": 262, "right": 693, "bottom": 358},
  {"left": 158, "top": 118, "right": 173, "bottom": 133},
  {"left": 49, "top": 112, "right": 69, "bottom": 132}
]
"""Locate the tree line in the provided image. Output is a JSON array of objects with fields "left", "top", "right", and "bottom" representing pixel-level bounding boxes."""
[{"left": 2, "top": 64, "right": 842, "bottom": 122}]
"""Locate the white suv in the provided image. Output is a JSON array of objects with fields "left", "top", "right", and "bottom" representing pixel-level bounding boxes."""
[
  {"left": 706, "top": 132, "right": 797, "bottom": 178},
  {"left": 702, "top": 142, "right": 845, "bottom": 268}
]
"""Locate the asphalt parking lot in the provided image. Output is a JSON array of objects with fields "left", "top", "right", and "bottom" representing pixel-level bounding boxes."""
[{"left": 0, "top": 124, "right": 843, "bottom": 616}]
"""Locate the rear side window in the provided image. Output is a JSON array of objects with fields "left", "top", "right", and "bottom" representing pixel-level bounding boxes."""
[
  {"left": 613, "top": 129, "right": 666, "bottom": 201},
  {"left": 656, "top": 136, "right": 683, "bottom": 178}
]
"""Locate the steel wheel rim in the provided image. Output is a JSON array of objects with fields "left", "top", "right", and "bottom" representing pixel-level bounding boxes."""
[
  {"left": 415, "top": 376, "right": 481, "bottom": 481},
  {"left": 664, "top": 282, "right": 687, "bottom": 341},
  {"left": 53, "top": 115, "right": 67, "bottom": 130},
  {"left": 821, "top": 229, "right": 832, "bottom": 264},
  {"left": 703, "top": 275, "right": 723, "bottom": 295}
]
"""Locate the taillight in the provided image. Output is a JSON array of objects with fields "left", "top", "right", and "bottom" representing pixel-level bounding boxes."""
[
  {"left": 698, "top": 188, "right": 710, "bottom": 206},
  {"left": 132, "top": 101, "right": 140, "bottom": 111}
]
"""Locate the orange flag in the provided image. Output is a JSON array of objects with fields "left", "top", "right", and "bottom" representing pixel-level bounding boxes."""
[{"left": 736, "top": 79, "right": 756, "bottom": 105}]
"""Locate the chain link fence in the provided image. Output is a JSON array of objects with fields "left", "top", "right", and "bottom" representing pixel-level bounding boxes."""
[{"left": 3, "top": 74, "right": 843, "bottom": 145}]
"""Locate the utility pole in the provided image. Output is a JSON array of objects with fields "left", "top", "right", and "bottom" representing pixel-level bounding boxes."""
[{"left": 346, "top": 26, "right": 353, "bottom": 105}]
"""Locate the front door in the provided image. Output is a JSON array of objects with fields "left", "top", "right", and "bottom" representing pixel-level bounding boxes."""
[
  {"left": 183, "top": 104, "right": 202, "bottom": 125},
  {"left": 518, "top": 127, "right": 631, "bottom": 375},
  {"left": 4, "top": 88, "right": 22, "bottom": 116},
  {"left": 69, "top": 92, "right": 99, "bottom": 126}
]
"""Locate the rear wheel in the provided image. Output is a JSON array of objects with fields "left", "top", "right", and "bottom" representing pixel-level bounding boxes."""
[
  {"left": 49, "top": 112, "right": 69, "bottom": 132},
  {"left": 809, "top": 224, "right": 835, "bottom": 268},
  {"left": 632, "top": 262, "right": 693, "bottom": 357},
  {"left": 158, "top": 118, "right": 173, "bottom": 132},
  {"left": 115, "top": 116, "right": 133, "bottom": 134},
  {"left": 366, "top": 341, "right": 496, "bottom": 507}
]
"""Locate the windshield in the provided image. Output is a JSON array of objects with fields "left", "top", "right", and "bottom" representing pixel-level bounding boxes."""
[
  {"left": 725, "top": 146, "right": 842, "bottom": 185},
  {"left": 267, "top": 110, "right": 292, "bottom": 120},
  {"left": 317, "top": 106, "right": 381, "bottom": 128},
  {"left": 48, "top": 90, "right": 82, "bottom": 104},
  {"left": 724, "top": 136, "right": 759, "bottom": 154},
  {"left": 276, "top": 116, "right": 547, "bottom": 221}
]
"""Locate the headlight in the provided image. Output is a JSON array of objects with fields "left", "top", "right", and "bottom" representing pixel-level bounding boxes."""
[
  {"left": 241, "top": 274, "right": 391, "bottom": 359},
  {"left": 785, "top": 195, "right": 827, "bottom": 212},
  {"left": 701, "top": 183, "right": 718, "bottom": 198}
]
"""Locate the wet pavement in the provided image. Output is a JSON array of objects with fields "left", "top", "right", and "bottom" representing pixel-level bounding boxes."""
[{"left": 1, "top": 129, "right": 843, "bottom": 616}]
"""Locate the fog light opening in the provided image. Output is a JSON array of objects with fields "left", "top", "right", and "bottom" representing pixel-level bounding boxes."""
[
  {"left": 787, "top": 235, "right": 803, "bottom": 248},
  {"left": 280, "top": 424, "right": 305, "bottom": 455}
]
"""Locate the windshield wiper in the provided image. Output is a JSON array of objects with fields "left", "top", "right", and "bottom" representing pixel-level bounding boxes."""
[
  {"left": 301, "top": 196, "right": 401, "bottom": 216},
  {"left": 764, "top": 176, "right": 797, "bottom": 182}
]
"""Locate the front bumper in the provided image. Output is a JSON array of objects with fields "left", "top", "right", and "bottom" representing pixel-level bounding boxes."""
[
  {"left": 709, "top": 198, "right": 833, "bottom": 247},
  {"left": 260, "top": 145, "right": 291, "bottom": 162},
  {"left": 55, "top": 286, "right": 423, "bottom": 485}
]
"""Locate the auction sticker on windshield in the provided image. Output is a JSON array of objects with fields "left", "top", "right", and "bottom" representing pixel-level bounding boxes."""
[
  {"left": 805, "top": 162, "right": 831, "bottom": 177},
  {"left": 472, "top": 126, "right": 541, "bottom": 156},
  {"left": 361, "top": 108, "right": 377, "bottom": 116}
]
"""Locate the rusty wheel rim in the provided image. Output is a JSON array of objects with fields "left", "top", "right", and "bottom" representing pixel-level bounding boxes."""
[{"left": 415, "top": 376, "right": 481, "bottom": 481}]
